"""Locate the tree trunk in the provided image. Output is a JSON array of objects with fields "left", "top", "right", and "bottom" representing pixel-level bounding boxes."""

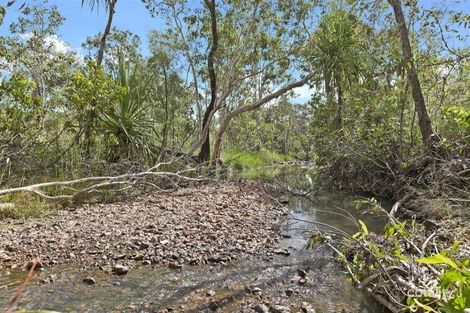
[
  {"left": 211, "top": 73, "right": 314, "bottom": 166},
  {"left": 97, "top": 0, "right": 116, "bottom": 66},
  {"left": 84, "top": 0, "right": 117, "bottom": 156},
  {"left": 161, "top": 67, "right": 169, "bottom": 150},
  {"left": 388, "top": 0, "right": 435, "bottom": 146},
  {"left": 334, "top": 74, "right": 343, "bottom": 131},
  {"left": 197, "top": 0, "right": 218, "bottom": 163}
]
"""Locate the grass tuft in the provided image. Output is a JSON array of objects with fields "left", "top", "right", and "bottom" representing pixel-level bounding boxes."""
[
  {"left": 221, "top": 150, "right": 289, "bottom": 170},
  {"left": 0, "top": 192, "right": 57, "bottom": 220}
]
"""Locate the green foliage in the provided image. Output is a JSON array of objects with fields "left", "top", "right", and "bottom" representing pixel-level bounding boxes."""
[
  {"left": 444, "top": 105, "right": 470, "bottom": 132},
  {"left": 0, "top": 6, "right": 5, "bottom": 25},
  {"left": 416, "top": 250, "right": 470, "bottom": 313},
  {"left": 0, "top": 193, "right": 57, "bottom": 219},
  {"left": 221, "top": 150, "right": 288, "bottom": 170},
  {"left": 101, "top": 56, "right": 157, "bottom": 159},
  {"left": 346, "top": 217, "right": 470, "bottom": 313},
  {"left": 0, "top": 74, "right": 41, "bottom": 135}
]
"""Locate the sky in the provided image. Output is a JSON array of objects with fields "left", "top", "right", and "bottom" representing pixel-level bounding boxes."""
[{"left": 1, "top": 0, "right": 468, "bottom": 102}]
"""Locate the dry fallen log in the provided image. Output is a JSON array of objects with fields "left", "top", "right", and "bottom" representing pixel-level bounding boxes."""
[{"left": 0, "top": 161, "right": 210, "bottom": 201}]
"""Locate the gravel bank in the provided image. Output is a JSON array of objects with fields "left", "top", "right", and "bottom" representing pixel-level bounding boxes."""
[{"left": 0, "top": 181, "right": 288, "bottom": 271}]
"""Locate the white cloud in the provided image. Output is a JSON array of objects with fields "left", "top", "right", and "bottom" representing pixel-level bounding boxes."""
[
  {"left": 291, "top": 84, "right": 313, "bottom": 103},
  {"left": 44, "top": 35, "right": 71, "bottom": 54}
]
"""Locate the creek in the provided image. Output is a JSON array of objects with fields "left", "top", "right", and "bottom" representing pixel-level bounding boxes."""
[{"left": 0, "top": 166, "right": 389, "bottom": 312}]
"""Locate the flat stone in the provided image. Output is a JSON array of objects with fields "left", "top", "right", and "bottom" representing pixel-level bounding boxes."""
[
  {"left": 168, "top": 262, "right": 182, "bottom": 270},
  {"left": 252, "top": 287, "right": 263, "bottom": 294},
  {"left": 301, "top": 302, "right": 316, "bottom": 313},
  {"left": 253, "top": 303, "right": 270, "bottom": 313},
  {"left": 112, "top": 264, "right": 129, "bottom": 275},
  {"left": 270, "top": 305, "right": 290, "bottom": 313},
  {"left": 273, "top": 249, "right": 290, "bottom": 256}
]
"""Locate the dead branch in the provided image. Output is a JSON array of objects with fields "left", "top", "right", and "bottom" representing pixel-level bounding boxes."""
[{"left": 0, "top": 161, "right": 211, "bottom": 201}]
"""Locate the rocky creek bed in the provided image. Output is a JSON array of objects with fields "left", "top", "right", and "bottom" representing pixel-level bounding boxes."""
[
  {"left": 0, "top": 181, "right": 288, "bottom": 271},
  {"left": 0, "top": 180, "right": 385, "bottom": 313}
]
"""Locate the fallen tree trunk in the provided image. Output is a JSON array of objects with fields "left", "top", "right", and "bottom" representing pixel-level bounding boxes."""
[{"left": 0, "top": 161, "right": 210, "bottom": 201}]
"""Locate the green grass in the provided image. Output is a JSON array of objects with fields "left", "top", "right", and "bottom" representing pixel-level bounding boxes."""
[
  {"left": 0, "top": 192, "right": 58, "bottom": 220},
  {"left": 221, "top": 150, "right": 289, "bottom": 170}
]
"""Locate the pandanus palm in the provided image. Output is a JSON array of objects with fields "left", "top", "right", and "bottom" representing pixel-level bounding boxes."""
[
  {"left": 101, "top": 56, "right": 156, "bottom": 160},
  {"left": 312, "top": 10, "right": 367, "bottom": 131}
]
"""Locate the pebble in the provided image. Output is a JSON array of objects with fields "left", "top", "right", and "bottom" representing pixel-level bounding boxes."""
[
  {"left": 270, "top": 305, "right": 291, "bottom": 313},
  {"left": 168, "top": 262, "right": 182, "bottom": 270},
  {"left": 253, "top": 303, "right": 270, "bottom": 313},
  {"left": 112, "top": 264, "right": 129, "bottom": 275},
  {"left": 26, "top": 260, "right": 43, "bottom": 270},
  {"left": 0, "top": 182, "right": 287, "bottom": 276},
  {"left": 301, "top": 302, "right": 316, "bottom": 313},
  {"left": 83, "top": 276, "right": 96, "bottom": 285},
  {"left": 208, "top": 300, "right": 219, "bottom": 311},
  {"left": 251, "top": 287, "right": 263, "bottom": 295},
  {"left": 273, "top": 249, "right": 290, "bottom": 256},
  {"left": 206, "top": 290, "right": 216, "bottom": 297},
  {"left": 285, "top": 288, "right": 294, "bottom": 297},
  {"left": 297, "top": 269, "right": 308, "bottom": 278}
]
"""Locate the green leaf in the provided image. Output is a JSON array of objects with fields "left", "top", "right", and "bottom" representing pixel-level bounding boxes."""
[
  {"left": 358, "top": 220, "right": 369, "bottom": 235},
  {"left": 0, "top": 6, "right": 5, "bottom": 25},
  {"left": 413, "top": 299, "right": 438, "bottom": 313},
  {"left": 439, "top": 269, "right": 464, "bottom": 289},
  {"left": 417, "top": 254, "right": 458, "bottom": 269}
]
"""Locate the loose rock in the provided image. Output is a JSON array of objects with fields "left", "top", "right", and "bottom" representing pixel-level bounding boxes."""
[
  {"left": 270, "top": 305, "right": 291, "bottom": 313},
  {"left": 253, "top": 303, "right": 270, "bottom": 313},
  {"left": 168, "top": 262, "right": 182, "bottom": 270},
  {"left": 83, "top": 276, "right": 96, "bottom": 285},
  {"left": 112, "top": 264, "right": 129, "bottom": 275},
  {"left": 273, "top": 249, "right": 290, "bottom": 256},
  {"left": 301, "top": 302, "right": 316, "bottom": 313}
]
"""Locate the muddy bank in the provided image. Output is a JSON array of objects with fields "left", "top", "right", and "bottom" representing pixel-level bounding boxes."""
[{"left": 0, "top": 181, "right": 288, "bottom": 271}]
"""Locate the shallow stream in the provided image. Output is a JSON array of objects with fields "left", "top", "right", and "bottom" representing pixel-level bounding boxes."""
[{"left": 0, "top": 167, "right": 389, "bottom": 312}]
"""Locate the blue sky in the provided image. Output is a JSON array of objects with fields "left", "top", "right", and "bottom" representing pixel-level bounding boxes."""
[
  {"left": 1, "top": 0, "right": 163, "bottom": 53},
  {"left": 1, "top": 0, "right": 468, "bottom": 54},
  {"left": 1, "top": 0, "right": 468, "bottom": 103}
]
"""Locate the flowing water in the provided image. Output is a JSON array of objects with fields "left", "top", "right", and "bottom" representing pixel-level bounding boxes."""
[{"left": 0, "top": 166, "right": 389, "bottom": 313}]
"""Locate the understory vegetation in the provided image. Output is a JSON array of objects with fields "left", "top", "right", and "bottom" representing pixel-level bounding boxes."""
[{"left": 0, "top": 0, "right": 469, "bottom": 312}]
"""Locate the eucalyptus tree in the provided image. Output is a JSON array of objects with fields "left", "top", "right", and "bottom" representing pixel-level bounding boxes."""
[
  {"left": 387, "top": 0, "right": 435, "bottom": 147},
  {"left": 205, "top": 0, "right": 318, "bottom": 165},
  {"left": 144, "top": 0, "right": 318, "bottom": 166}
]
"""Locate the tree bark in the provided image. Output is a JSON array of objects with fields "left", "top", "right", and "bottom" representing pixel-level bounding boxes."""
[
  {"left": 334, "top": 74, "right": 343, "bottom": 131},
  {"left": 161, "top": 66, "right": 169, "bottom": 150},
  {"left": 84, "top": 0, "right": 117, "bottom": 156},
  {"left": 211, "top": 73, "right": 314, "bottom": 166},
  {"left": 197, "top": 0, "right": 218, "bottom": 163},
  {"left": 97, "top": 0, "right": 117, "bottom": 66},
  {"left": 388, "top": 0, "right": 435, "bottom": 146}
]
